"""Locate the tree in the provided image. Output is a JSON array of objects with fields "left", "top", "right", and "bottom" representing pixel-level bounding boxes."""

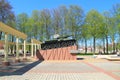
[
  {"left": 52, "top": 8, "right": 62, "bottom": 35},
  {"left": 111, "top": 4, "right": 120, "bottom": 51},
  {"left": 103, "top": 11, "right": 111, "bottom": 54},
  {"left": 58, "top": 5, "right": 69, "bottom": 36},
  {"left": 31, "top": 10, "right": 40, "bottom": 40},
  {"left": 25, "top": 17, "right": 34, "bottom": 42},
  {"left": 40, "top": 9, "right": 51, "bottom": 40},
  {"left": 7, "top": 13, "right": 16, "bottom": 42},
  {"left": 81, "top": 23, "right": 91, "bottom": 54},
  {"left": 16, "top": 13, "right": 28, "bottom": 33},
  {"left": 108, "top": 16, "right": 117, "bottom": 53},
  {"left": 68, "top": 5, "right": 84, "bottom": 44},
  {"left": 16, "top": 13, "right": 28, "bottom": 43},
  {"left": 85, "top": 10, "right": 104, "bottom": 54},
  {"left": 0, "top": 0, "right": 14, "bottom": 39}
]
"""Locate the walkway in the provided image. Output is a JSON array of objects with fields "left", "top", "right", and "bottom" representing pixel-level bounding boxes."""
[{"left": 0, "top": 57, "right": 120, "bottom": 80}]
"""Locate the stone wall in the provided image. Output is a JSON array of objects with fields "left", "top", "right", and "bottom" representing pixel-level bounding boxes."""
[{"left": 36, "top": 46, "right": 77, "bottom": 60}]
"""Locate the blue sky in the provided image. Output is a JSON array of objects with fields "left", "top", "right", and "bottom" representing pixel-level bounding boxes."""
[{"left": 9, "top": 0, "right": 120, "bottom": 16}]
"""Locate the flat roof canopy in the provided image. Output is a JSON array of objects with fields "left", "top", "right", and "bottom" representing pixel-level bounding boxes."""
[
  {"left": 0, "top": 22, "right": 27, "bottom": 39},
  {"left": 31, "top": 39, "right": 42, "bottom": 44},
  {"left": 0, "top": 40, "right": 15, "bottom": 45}
]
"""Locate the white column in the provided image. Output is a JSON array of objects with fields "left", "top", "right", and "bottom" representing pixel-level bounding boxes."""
[
  {"left": 16, "top": 37, "right": 19, "bottom": 59},
  {"left": 34, "top": 44, "right": 37, "bottom": 57},
  {"left": 24, "top": 40, "right": 26, "bottom": 58},
  {"left": 12, "top": 45, "right": 15, "bottom": 54},
  {"left": 31, "top": 39, "right": 34, "bottom": 57},
  {"left": 8, "top": 45, "right": 10, "bottom": 54},
  {"left": 4, "top": 33, "right": 8, "bottom": 62},
  {"left": 39, "top": 44, "right": 41, "bottom": 50},
  {"left": 37, "top": 44, "right": 39, "bottom": 49}
]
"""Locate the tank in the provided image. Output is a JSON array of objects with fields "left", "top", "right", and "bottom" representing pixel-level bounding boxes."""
[{"left": 41, "top": 35, "right": 76, "bottom": 50}]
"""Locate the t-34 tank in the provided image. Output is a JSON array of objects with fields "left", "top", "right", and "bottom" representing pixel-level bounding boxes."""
[{"left": 41, "top": 35, "right": 76, "bottom": 50}]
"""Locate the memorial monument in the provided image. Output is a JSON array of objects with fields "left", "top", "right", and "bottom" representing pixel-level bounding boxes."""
[{"left": 36, "top": 34, "right": 77, "bottom": 60}]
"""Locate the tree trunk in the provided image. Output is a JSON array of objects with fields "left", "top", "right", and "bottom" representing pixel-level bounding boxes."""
[
  {"left": 85, "top": 39, "right": 87, "bottom": 54},
  {"left": 106, "top": 36, "right": 108, "bottom": 54},
  {"left": 112, "top": 40, "right": 115, "bottom": 53},
  {"left": 93, "top": 37, "right": 96, "bottom": 55},
  {"left": 103, "top": 38, "right": 105, "bottom": 54}
]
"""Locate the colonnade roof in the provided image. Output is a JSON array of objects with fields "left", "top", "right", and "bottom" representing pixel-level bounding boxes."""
[
  {"left": 31, "top": 39, "right": 42, "bottom": 44},
  {"left": 0, "top": 22, "right": 42, "bottom": 44},
  {"left": 0, "top": 40, "right": 15, "bottom": 45},
  {"left": 0, "top": 40, "right": 41, "bottom": 46},
  {"left": 0, "top": 22, "right": 27, "bottom": 39}
]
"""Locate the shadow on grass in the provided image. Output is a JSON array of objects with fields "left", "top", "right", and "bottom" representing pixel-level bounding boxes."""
[{"left": 0, "top": 60, "right": 43, "bottom": 76}]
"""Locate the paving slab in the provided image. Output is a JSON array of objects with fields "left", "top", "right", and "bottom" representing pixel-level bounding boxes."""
[
  {"left": 0, "top": 73, "right": 116, "bottom": 80},
  {"left": 27, "top": 62, "right": 97, "bottom": 73},
  {"left": 113, "top": 72, "right": 120, "bottom": 77},
  {"left": 0, "top": 60, "right": 120, "bottom": 80},
  {"left": 91, "top": 62, "right": 120, "bottom": 71}
]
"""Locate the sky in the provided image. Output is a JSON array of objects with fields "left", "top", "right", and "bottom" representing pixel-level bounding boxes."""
[
  {"left": 7, "top": 0, "right": 120, "bottom": 46},
  {"left": 9, "top": 0, "right": 120, "bottom": 16}
]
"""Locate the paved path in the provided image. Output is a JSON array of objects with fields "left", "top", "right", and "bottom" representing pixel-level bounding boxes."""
[{"left": 0, "top": 60, "right": 120, "bottom": 80}]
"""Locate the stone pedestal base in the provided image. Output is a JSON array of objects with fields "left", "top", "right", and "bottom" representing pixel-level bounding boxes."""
[
  {"left": 2, "top": 61, "right": 10, "bottom": 66},
  {"left": 15, "top": 59, "right": 21, "bottom": 63}
]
